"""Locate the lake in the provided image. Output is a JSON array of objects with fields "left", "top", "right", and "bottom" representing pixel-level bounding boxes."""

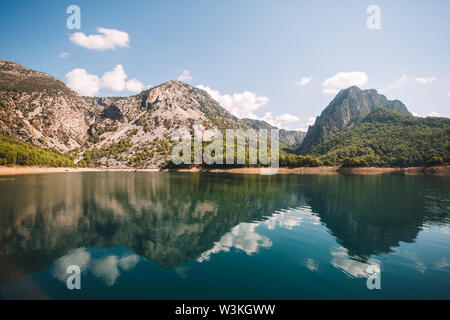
[{"left": 0, "top": 172, "right": 449, "bottom": 299}]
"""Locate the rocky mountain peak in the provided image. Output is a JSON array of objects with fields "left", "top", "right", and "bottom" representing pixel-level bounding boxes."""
[{"left": 299, "top": 86, "right": 411, "bottom": 154}]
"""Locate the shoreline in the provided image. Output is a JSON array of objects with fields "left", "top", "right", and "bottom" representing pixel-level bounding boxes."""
[{"left": 1, "top": 165, "right": 449, "bottom": 176}]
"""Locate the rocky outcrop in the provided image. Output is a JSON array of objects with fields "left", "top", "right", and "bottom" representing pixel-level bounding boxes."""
[{"left": 299, "top": 86, "right": 410, "bottom": 154}]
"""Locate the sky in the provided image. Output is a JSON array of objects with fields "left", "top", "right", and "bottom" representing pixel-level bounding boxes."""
[{"left": 1, "top": 0, "right": 449, "bottom": 130}]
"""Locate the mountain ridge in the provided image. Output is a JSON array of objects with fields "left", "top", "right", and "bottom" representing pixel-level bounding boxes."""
[
  {"left": 242, "top": 118, "right": 306, "bottom": 146},
  {"left": 0, "top": 61, "right": 247, "bottom": 168}
]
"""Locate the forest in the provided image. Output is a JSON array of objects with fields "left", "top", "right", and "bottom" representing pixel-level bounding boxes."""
[
  {"left": 0, "top": 134, "right": 74, "bottom": 167},
  {"left": 310, "top": 109, "right": 450, "bottom": 167}
]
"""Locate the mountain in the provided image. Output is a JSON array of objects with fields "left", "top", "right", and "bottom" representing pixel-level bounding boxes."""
[
  {"left": 310, "top": 108, "right": 450, "bottom": 167},
  {"left": 0, "top": 61, "right": 245, "bottom": 168},
  {"left": 0, "top": 60, "right": 90, "bottom": 151},
  {"left": 242, "top": 118, "right": 306, "bottom": 146},
  {"left": 298, "top": 86, "right": 411, "bottom": 154}
]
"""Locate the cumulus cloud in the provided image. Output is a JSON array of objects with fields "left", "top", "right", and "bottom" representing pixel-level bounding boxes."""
[
  {"left": 197, "top": 222, "right": 272, "bottom": 262},
  {"left": 331, "top": 247, "right": 380, "bottom": 278},
  {"left": 91, "top": 256, "right": 120, "bottom": 287},
  {"left": 264, "top": 211, "right": 302, "bottom": 230},
  {"left": 52, "top": 250, "right": 141, "bottom": 287},
  {"left": 197, "top": 85, "right": 303, "bottom": 129},
  {"left": 65, "top": 64, "right": 144, "bottom": 96},
  {"left": 295, "top": 77, "right": 312, "bottom": 86},
  {"left": 101, "top": 64, "right": 144, "bottom": 92},
  {"left": 261, "top": 112, "right": 300, "bottom": 129},
  {"left": 51, "top": 248, "right": 91, "bottom": 282},
  {"left": 197, "top": 85, "right": 270, "bottom": 119},
  {"left": 322, "top": 71, "right": 369, "bottom": 94},
  {"left": 177, "top": 69, "right": 192, "bottom": 82},
  {"left": 66, "top": 68, "right": 101, "bottom": 96},
  {"left": 101, "top": 65, "right": 128, "bottom": 92},
  {"left": 414, "top": 77, "right": 436, "bottom": 84},
  {"left": 58, "top": 52, "right": 70, "bottom": 58},
  {"left": 125, "top": 78, "right": 145, "bottom": 92},
  {"left": 69, "top": 27, "right": 130, "bottom": 51}
]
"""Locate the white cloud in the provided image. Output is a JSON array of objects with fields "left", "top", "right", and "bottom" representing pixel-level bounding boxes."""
[
  {"left": 197, "top": 84, "right": 302, "bottom": 129},
  {"left": 383, "top": 75, "right": 408, "bottom": 91},
  {"left": 414, "top": 77, "right": 435, "bottom": 84},
  {"left": 264, "top": 211, "right": 302, "bottom": 230},
  {"left": 261, "top": 112, "right": 300, "bottom": 129},
  {"left": 197, "top": 222, "right": 272, "bottom": 262},
  {"left": 331, "top": 247, "right": 380, "bottom": 279},
  {"left": 412, "top": 111, "right": 441, "bottom": 118},
  {"left": 126, "top": 79, "right": 145, "bottom": 92},
  {"left": 295, "top": 117, "right": 315, "bottom": 132},
  {"left": 91, "top": 256, "right": 120, "bottom": 287},
  {"left": 305, "top": 258, "right": 319, "bottom": 272},
  {"left": 101, "top": 65, "right": 128, "bottom": 92},
  {"left": 65, "top": 64, "right": 144, "bottom": 96},
  {"left": 322, "top": 71, "right": 369, "bottom": 94},
  {"left": 69, "top": 27, "right": 130, "bottom": 51},
  {"left": 295, "top": 77, "right": 312, "bottom": 86},
  {"left": 177, "top": 69, "right": 192, "bottom": 82},
  {"left": 51, "top": 248, "right": 91, "bottom": 282},
  {"left": 118, "top": 254, "right": 140, "bottom": 271},
  {"left": 101, "top": 64, "right": 144, "bottom": 92},
  {"left": 197, "top": 85, "right": 270, "bottom": 119},
  {"left": 51, "top": 251, "right": 141, "bottom": 287},
  {"left": 448, "top": 92, "right": 450, "bottom": 97},
  {"left": 66, "top": 68, "right": 101, "bottom": 96},
  {"left": 58, "top": 52, "right": 70, "bottom": 58}
]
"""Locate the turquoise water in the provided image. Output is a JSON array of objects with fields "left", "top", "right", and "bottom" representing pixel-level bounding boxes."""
[{"left": 0, "top": 172, "right": 449, "bottom": 299}]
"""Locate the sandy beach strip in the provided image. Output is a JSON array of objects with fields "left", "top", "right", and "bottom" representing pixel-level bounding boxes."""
[{"left": 1, "top": 165, "right": 449, "bottom": 176}]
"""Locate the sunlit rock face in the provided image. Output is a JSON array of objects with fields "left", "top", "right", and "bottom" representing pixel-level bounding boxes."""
[{"left": 0, "top": 61, "right": 245, "bottom": 167}]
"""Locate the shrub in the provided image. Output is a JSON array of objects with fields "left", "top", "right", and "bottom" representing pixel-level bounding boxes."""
[
  {"left": 426, "top": 156, "right": 445, "bottom": 167},
  {"left": 341, "top": 157, "right": 369, "bottom": 168}
]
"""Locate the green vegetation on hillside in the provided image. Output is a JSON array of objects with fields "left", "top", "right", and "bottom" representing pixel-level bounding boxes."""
[
  {"left": 341, "top": 157, "right": 369, "bottom": 167},
  {"left": 426, "top": 156, "right": 446, "bottom": 167},
  {"left": 310, "top": 109, "right": 450, "bottom": 167},
  {"left": 280, "top": 154, "right": 323, "bottom": 167},
  {"left": 0, "top": 134, "right": 74, "bottom": 167}
]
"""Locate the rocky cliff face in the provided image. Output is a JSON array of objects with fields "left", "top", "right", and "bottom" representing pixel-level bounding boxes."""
[
  {"left": 242, "top": 118, "right": 306, "bottom": 146},
  {"left": 0, "top": 61, "right": 244, "bottom": 168},
  {"left": 0, "top": 60, "right": 90, "bottom": 151},
  {"left": 298, "top": 86, "right": 410, "bottom": 154}
]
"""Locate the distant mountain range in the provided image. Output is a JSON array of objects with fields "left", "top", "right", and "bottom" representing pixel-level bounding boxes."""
[
  {"left": 242, "top": 118, "right": 306, "bottom": 147},
  {"left": 0, "top": 60, "right": 448, "bottom": 168}
]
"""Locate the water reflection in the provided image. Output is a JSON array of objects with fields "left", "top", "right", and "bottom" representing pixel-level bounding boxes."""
[
  {"left": 0, "top": 172, "right": 449, "bottom": 294},
  {"left": 51, "top": 249, "right": 140, "bottom": 287}
]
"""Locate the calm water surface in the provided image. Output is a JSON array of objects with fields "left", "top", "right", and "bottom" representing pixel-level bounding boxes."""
[{"left": 0, "top": 172, "right": 449, "bottom": 299}]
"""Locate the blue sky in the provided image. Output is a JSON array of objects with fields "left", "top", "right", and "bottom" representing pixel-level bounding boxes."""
[{"left": 1, "top": 0, "right": 449, "bottom": 130}]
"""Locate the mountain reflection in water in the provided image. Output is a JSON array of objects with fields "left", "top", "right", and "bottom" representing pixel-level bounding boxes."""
[{"left": 0, "top": 172, "right": 449, "bottom": 299}]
